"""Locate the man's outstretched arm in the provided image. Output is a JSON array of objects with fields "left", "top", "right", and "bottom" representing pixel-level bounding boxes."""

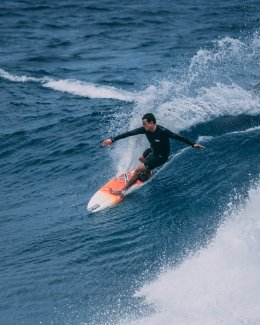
[
  {"left": 101, "top": 127, "right": 145, "bottom": 147},
  {"left": 166, "top": 129, "right": 205, "bottom": 150}
]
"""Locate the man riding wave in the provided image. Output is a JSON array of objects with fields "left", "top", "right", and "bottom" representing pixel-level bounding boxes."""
[{"left": 102, "top": 113, "right": 205, "bottom": 196}]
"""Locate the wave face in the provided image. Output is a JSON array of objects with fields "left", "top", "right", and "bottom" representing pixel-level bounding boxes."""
[{"left": 0, "top": 1, "right": 260, "bottom": 325}]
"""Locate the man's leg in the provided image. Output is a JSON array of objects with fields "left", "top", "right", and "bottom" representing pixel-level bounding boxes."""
[
  {"left": 139, "top": 148, "right": 152, "bottom": 164},
  {"left": 110, "top": 165, "right": 148, "bottom": 196},
  {"left": 124, "top": 165, "right": 147, "bottom": 191}
]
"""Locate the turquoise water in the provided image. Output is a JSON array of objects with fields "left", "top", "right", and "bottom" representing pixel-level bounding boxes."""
[{"left": 1, "top": 1, "right": 260, "bottom": 324}]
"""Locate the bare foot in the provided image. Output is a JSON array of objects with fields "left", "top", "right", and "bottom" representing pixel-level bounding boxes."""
[{"left": 109, "top": 188, "right": 125, "bottom": 198}]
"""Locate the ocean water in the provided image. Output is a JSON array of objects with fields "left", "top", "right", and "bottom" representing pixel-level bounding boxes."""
[{"left": 0, "top": 1, "right": 260, "bottom": 324}]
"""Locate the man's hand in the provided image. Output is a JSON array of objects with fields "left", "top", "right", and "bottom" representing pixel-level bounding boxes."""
[
  {"left": 193, "top": 143, "right": 205, "bottom": 150},
  {"left": 101, "top": 138, "right": 113, "bottom": 147}
]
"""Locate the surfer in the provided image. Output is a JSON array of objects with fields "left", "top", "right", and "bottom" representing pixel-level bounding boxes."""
[{"left": 102, "top": 113, "right": 205, "bottom": 196}]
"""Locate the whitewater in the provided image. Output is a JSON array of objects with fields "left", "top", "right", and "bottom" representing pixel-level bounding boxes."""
[{"left": 124, "top": 182, "right": 260, "bottom": 325}]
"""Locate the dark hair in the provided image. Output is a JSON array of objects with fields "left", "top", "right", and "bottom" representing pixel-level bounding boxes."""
[{"left": 142, "top": 113, "right": 156, "bottom": 124}]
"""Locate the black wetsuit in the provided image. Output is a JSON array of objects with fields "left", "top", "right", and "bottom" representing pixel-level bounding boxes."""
[{"left": 112, "top": 125, "right": 195, "bottom": 170}]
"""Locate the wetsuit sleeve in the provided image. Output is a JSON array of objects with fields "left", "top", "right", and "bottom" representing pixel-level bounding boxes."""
[
  {"left": 112, "top": 127, "right": 145, "bottom": 142},
  {"left": 165, "top": 129, "right": 195, "bottom": 146}
]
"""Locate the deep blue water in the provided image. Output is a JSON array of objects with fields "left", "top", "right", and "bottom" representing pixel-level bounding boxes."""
[{"left": 1, "top": 1, "right": 260, "bottom": 324}]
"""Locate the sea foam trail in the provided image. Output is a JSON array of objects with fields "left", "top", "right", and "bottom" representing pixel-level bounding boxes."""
[
  {"left": 0, "top": 68, "right": 39, "bottom": 82},
  {"left": 0, "top": 68, "right": 134, "bottom": 102},
  {"left": 125, "top": 183, "right": 260, "bottom": 325}
]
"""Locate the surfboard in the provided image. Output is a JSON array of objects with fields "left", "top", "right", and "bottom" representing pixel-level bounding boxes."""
[{"left": 87, "top": 167, "right": 151, "bottom": 213}]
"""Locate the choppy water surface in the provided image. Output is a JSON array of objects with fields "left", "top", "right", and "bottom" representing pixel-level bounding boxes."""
[{"left": 1, "top": 1, "right": 260, "bottom": 324}]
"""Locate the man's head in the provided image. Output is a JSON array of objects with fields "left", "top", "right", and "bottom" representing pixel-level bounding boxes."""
[{"left": 142, "top": 113, "right": 157, "bottom": 132}]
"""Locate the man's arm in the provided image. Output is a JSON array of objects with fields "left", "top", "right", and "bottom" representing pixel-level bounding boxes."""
[
  {"left": 166, "top": 129, "right": 194, "bottom": 146},
  {"left": 166, "top": 128, "right": 205, "bottom": 150},
  {"left": 102, "top": 127, "right": 145, "bottom": 147}
]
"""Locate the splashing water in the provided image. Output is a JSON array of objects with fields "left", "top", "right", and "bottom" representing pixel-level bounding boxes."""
[
  {"left": 113, "top": 33, "right": 260, "bottom": 172},
  {"left": 124, "top": 182, "right": 260, "bottom": 325}
]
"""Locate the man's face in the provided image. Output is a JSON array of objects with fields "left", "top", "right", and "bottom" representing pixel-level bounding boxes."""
[{"left": 142, "top": 119, "right": 154, "bottom": 132}]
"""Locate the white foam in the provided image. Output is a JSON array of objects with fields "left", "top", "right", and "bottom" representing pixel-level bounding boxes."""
[
  {"left": 126, "top": 183, "right": 260, "bottom": 325},
  {"left": 0, "top": 68, "right": 134, "bottom": 102},
  {"left": 0, "top": 68, "right": 39, "bottom": 82},
  {"left": 42, "top": 79, "right": 134, "bottom": 101}
]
